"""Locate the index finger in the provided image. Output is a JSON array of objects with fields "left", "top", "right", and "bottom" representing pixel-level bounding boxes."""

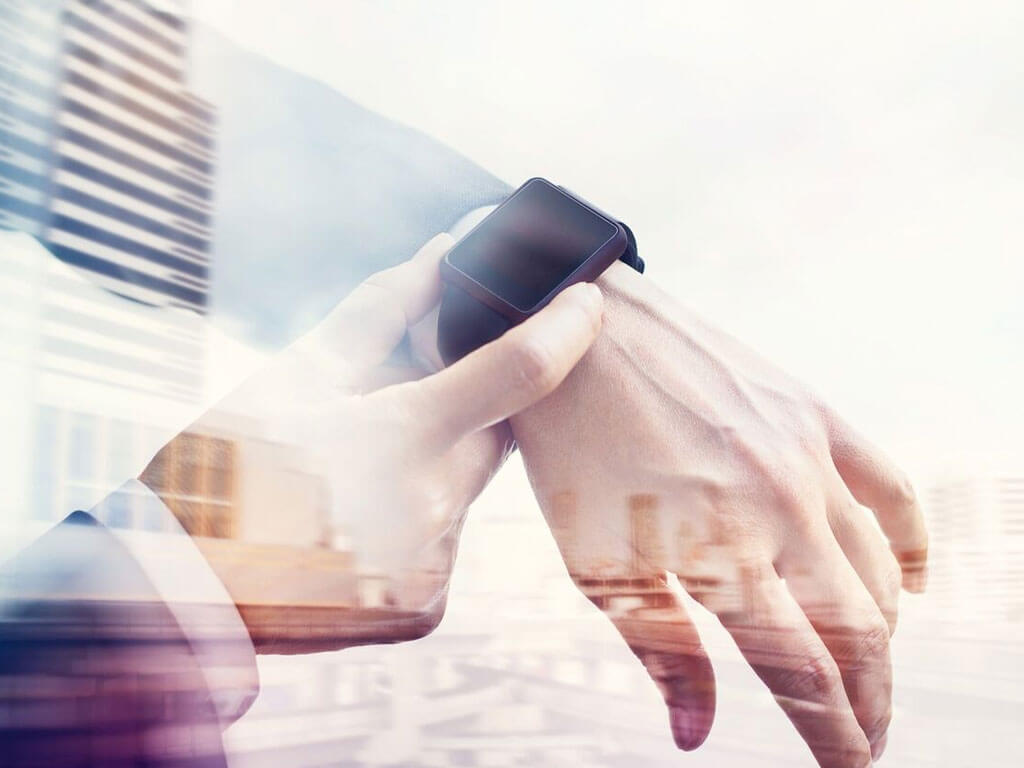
[{"left": 410, "top": 282, "right": 603, "bottom": 446}]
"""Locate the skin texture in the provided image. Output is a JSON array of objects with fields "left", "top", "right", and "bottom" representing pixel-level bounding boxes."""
[
  {"left": 510, "top": 261, "right": 928, "bottom": 767},
  {"left": 142, "top": 234, "right": 604, "bottom": 652},
  {"left": 141, "top": 234, "right": 926, "bottom": 765}
]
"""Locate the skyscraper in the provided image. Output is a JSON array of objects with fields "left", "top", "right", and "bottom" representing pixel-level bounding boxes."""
[
  {"left": 0, "top": 0, "right": 216, "bottom": 526},
  {"left": 1, "top": 0, "right": 214, "bottom": 316}
]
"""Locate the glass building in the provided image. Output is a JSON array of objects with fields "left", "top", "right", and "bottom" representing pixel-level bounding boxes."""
[
  {"left": 0, "top": 0, "right": 215, "bottom": 526},
  {"left": 1, "top": 0, "right": 214, "bottom": 315}
]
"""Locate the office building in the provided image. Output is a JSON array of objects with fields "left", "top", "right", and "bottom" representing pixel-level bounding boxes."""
[{"left": 0, "top": 0, "right": 215, "bottom": 526}]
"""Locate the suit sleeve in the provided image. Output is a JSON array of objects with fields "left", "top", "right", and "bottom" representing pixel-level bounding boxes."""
[
  {"left": 190, "top": 23, "right": 513, "bottom": 349},
  {"left": 0, "top": 495, "right": 256, "bottom": 767}
]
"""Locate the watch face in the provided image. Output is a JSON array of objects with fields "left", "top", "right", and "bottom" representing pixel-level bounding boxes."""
[{"left": 445, "top": 178, "right": 620, "bottom": 312}]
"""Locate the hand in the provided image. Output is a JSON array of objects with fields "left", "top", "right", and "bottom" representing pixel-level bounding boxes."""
[
  {"left": 510, "top": 262, "right": 927, "bottom": 766},
  {"left": 142, "top": 234, "right": 604, "bottom": 649}
]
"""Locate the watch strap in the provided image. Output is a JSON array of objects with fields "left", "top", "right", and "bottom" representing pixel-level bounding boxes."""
[
  {"left": 437, "top": 282, "right": 513, "bottom": 365},
  {"left": 618, "top": 222, "right": 644, "bottom": 274}
]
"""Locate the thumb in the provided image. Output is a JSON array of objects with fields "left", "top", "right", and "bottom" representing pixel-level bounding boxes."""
[{"left": 408, "top": 282, "right": 603, "bottom": 447}]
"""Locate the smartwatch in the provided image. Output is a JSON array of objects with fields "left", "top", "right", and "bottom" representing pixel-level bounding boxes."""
[{"left": 437, "top": 177, "right": 644, "bottom": 365}]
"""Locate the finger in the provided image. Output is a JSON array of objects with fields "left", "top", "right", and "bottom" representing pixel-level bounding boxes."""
[
  {"left": 827, "top": 487, "right": 903, "bottom": 635},
  {"left": 575, "top": 575, "right": 716, "bottom": 751},
  {"left": 408, "top": 282, "right": 603, "bottom": 446},
  {"left": 408, "top": 304, "right": 445, "bottom": 374},
  {"left": 689, "top": 562, "right": 871, "bottom": 768},
  {"left": 355, "top": 363, "right": 423, "bottom": 393},
  {"left": 778, "top": 525, "right": 893, "bottom": 761},
  {"left": 316, "top": 233, "right": 452, "bottom": 371},
  {"left": 825, "top": 410, "right": 928, "bottom": 592}
]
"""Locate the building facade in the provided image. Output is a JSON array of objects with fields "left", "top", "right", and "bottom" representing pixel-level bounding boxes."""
[{"left": 0, "top": 0, "right": 215, "bottom": 529}]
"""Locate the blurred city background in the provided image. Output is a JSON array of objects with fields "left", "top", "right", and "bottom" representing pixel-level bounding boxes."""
[{"left": 2, "top": 1, "right": 1022, "bottom": 766}]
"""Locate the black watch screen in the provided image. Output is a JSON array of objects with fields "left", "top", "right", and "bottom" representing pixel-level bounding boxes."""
[{"left": 445, "top": 178, "right": 620, "bottom": 312}]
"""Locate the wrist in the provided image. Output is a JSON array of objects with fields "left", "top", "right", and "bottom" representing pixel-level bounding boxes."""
[
  {"left": 596, "top": 259, "right": 646, "bottom": 311},
  {"left": 596, "top": 257, "right": 676, "bottom": 319},
  {"left": 592, "top": 258, "right": 675, "bottom": 343}
]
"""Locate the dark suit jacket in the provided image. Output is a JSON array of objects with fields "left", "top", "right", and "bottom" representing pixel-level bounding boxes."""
[{"left": 0, "top": 512, "right": 234, "bottom": 767}]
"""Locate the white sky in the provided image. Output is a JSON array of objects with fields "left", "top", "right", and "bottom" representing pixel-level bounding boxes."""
[{"left": 190, "top": 0, "right": 1024, "bottom": 481}]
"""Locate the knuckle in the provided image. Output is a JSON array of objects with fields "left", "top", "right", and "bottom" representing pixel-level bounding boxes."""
[
  {"left": 773, "top": 649, "right": 839, "bottom": 703},
  {"left": 794, "top": 406, "right": 830, "bottom": 454},
  {"left": 752, "top": 454, "right": 821, "bottom": 516},
  {"left": 362, "top": 267, "right": 402, "bottom": 293},
  {"left": 814, "top": 397, "right": 843, "bottom": 435},
  {"left": 813, "top": 396, "right": 838, "bottom": 428},
  {"left": 850, "top": 619, "right": 891, "bottom": 667},
  {"left": 889, "top": 471, "right": 919, "bottom": 510},
  {"left": 359, "top": 273, "right": 400, "bottom": 307},
  {"left": 777, "top": 490, "right": 823, "bottom": 538},
  {"left": 790, "top": 504, "right": 822, "bottom": 539},
  {"left": 510, "top": 337, "right": 559, "bottom": 395}
]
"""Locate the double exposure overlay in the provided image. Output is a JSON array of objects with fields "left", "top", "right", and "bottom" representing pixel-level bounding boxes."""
[{"left": 1, "top": 2, "right": 1021, "bottom": 767}]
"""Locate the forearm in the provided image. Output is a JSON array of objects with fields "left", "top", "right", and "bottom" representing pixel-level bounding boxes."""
[{"left": 138, "top": 419, "right": 448, "bottom": 655}]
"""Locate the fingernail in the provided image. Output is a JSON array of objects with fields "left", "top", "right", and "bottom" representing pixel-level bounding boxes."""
[
  {"left": 871, "top": 730, "right": 888, "bottom": 761},
  {"left": 668, "top": 707, "right": 704, "bottom": 751}
]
